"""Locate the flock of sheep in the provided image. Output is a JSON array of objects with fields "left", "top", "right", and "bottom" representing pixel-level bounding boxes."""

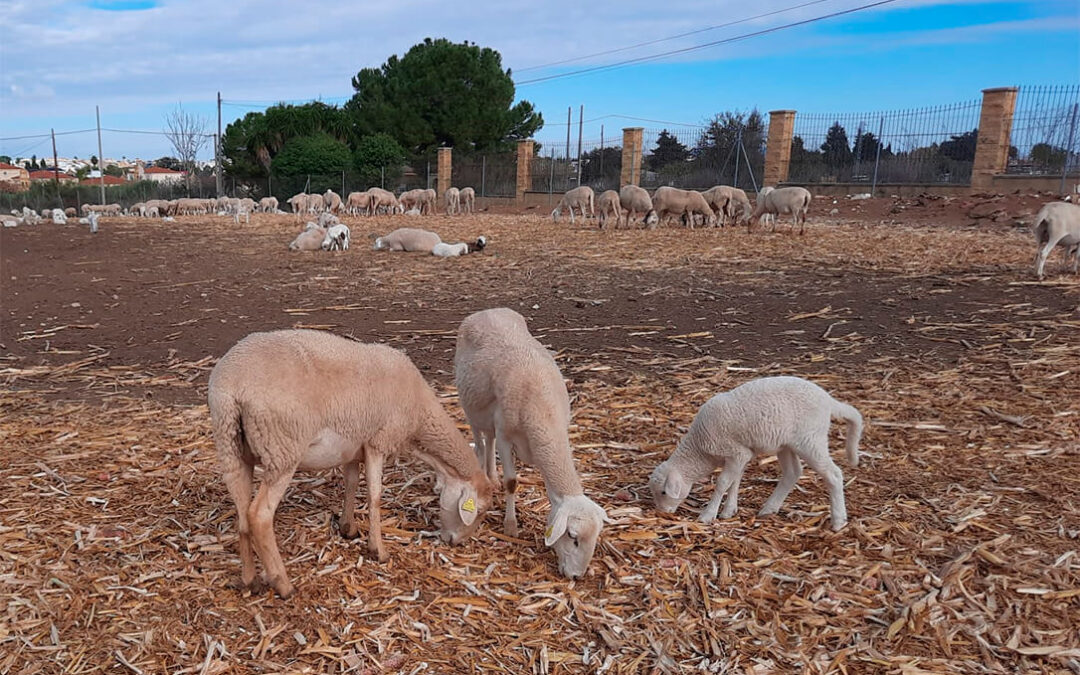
[{"left": 209, "top": 308, "right": 863, "bottom": 598}]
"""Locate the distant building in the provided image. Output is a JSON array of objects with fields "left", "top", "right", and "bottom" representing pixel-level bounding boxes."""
[
  {"left": 0, "top": 162, "right": 30, "bottom": 191},
  {"left": 79, "top": 175, "right": 127, "bottom": 187},
  {"left": 29, "top": 170, "right": 78, "bottom": 184},
  {"left": 143, "top": 166, "right": 185, "bottom": 183}
]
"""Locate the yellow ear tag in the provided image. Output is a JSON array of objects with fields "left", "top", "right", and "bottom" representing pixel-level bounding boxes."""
[
  {"left": 461, "top": 497, "right": 476, "bottom": 513},
  {"left": 544, "top": 525, "right": 554, "bottom": 539}
]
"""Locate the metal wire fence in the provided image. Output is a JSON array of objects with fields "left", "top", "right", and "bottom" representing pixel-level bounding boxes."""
[
  {"left": 788, "top": 100, "right": 983, "bottom": 186},
  {"left": 1008, "top": 85, "right": 1080, "bottom": 176},
  {"left": 453, "top": 153, "right": 517, "bottom": 198},
  {"left": 639, "top": 118, "right": 766, "bottom": 192}
]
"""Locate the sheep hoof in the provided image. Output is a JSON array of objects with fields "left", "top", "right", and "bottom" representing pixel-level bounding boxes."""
[
  {"left": 335, "top": 516, "right": 360, "bottom": 539},
  {"left": 831, "top": 520, "right": 848, "bottom": 532},
  {"left": 503, "top": 521, "right": 520, "bottom": 538},
  {"left": 270, "top": 578, "right": 295, "bottom": 599},
  {"left": 757, "top": 507, "right": 778, "bottom": 517},
  {"left": 369, "top": 544, "right": 389, "bottom": 563},
  {"left": 697, "top": 513, "right": 716, "bottom": 524}
]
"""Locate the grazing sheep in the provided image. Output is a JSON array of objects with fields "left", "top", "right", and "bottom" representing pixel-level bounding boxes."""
[
  {"left": 287, "top": 193, "right": 308, "bottom": 220},
  {"left": 596, "top": 190, "right": 621, "bottom": 230},
  {"left": 373, "top": 227, "right": 442, "bottom": 253},
  {"left": 431, "top": 236, "right": 486, "bottom": 258},
  {"left": 755, "top": 187, "right": 776, "bottom": 229},
  {"left": 323, "top": 189, "right": 344, "bottom": 214},
  {"left": 258, "top": 197, "right": 279, "bottom": 213},
  {"left": 209, "top": 329, "right": 493, "bottom": 598},
  {"left": 64, "top": 207, "right": 76, "bottom": 218},
  {"left": 650, "top": 376, "right": 862, "bottom": 531},
  {"left": 145, "top": 205, "right": 159, "bottom": 218},
  {"left": 289, "top": 225, "right": 327, "bottom": 251},
  {"left": 551, "top": 186, "right": 595, "bottom": 224},
  {"left": 652, "top": 186, "right": 715, "bottom": 228},
  {"left": 750, "top": 186, "right": 812, "bottom": 234},
  {"left": 445, "top": 187, "right": 461, "bottom": 216},
  {"left": 455, "top": 308, "right": 610, "bottom": 579},
  {"left": 398, "top": 189, "right": 423, "bottom": 213},
  {"left": 346, "top": 191, "right": 370, "bottom": 216},
  {"left": 459, "top": 187, "right": 476, "bottom": 214},
  {"left": 322, "top": 223, "right": 351, "bottom": 251},
  {"left": 421, "top": 189, "right": 438, "bottom": 215},
  {"left": 618, "top": 185, "right": 659, "bottom": 229},
  {"left": 51, "top": 208, "right": 67, "bottom": 225},
  {"left": 368, "top": 188, "right": 399, "bottom": 216},
  {"left": 1032, "top": 201, "right": 1080, "bottom": 279}
]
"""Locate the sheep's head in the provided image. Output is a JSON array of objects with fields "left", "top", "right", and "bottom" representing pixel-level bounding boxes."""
[
  {"left": 436, "top": 475, "right": 492, "bottom": 545},
  {"left": 545, "top": 495, "right": 610, "bottom": 580},
  {"left": 644, "top": 210, "right": 659, "bottom": 227},
  {"left": 649, "top": 460, "right": 690, "bottom": 513}
]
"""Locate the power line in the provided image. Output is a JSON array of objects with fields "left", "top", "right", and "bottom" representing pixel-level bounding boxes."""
[
  {"left": 514, "top": 0, "right": 900, "bottom": 86},
  {"left": 515, "top": 0, "right": 834, "bottom": 74}
]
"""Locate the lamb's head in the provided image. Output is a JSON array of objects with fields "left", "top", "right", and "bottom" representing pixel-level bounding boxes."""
[
  {"left": 470, "top": 235, "right": 487, "bottom": 252},
  {"left": 545, "top": 495, "right": 610, "bottom": 579},
  {"left": 436, "top": 474, "right": 493, "bottom": 545},
  {"left": 649, "top": 459, "right": 690, "bottom": 513},
  {"left": 372, "top": 237, "right": 387, "bottom": 251},
  {"left": 644, "top": 210, "right": 659, "bottom": 227}
]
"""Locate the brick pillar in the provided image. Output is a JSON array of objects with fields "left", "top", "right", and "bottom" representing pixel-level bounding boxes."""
[
  {"left": 516, "top": 140, "right": 534, "bottom": 202},
  {"left": 437, "top": 147, "right": 452, "bottom": 200},
  {"left": 620, "top": 127, "right": 644, "bottom": 187},
  {"left": 764, "top": 110, "right": 797, "bottom": 187},
  {"left": 971, "top": 87, "right": 1019, "bottom": 190}
]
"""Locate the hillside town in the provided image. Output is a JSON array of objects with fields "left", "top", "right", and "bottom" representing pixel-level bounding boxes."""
[{"left": 0, "top": 157, "right": 212, "bottom": 191}]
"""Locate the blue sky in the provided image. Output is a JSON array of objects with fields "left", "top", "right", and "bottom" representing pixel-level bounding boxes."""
[{"left": 0, "top": 0, "right": 1076, "bottom": 162}]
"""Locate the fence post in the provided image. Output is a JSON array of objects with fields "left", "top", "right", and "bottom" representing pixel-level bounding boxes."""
[
  {"left": 437, "top": 147, "right": 452, "bottom": 203},
  {"left": 733, "top": 126, "right": 742, "bottom": 188},
  {"left": 764, "top": 110, "right": 797, "bottom": 187},
  {"left": 871, "top": 115, "right": 884, "bottom": 195},
  {"left": 548, "top": 150, "right": 554, "bottom": 203},
  {"left": 481, "top": 155, "right": 487, "bottom": 198},
  {"left": 599, "top": 125, "right": 605, "bottom": 188},
  {"left": 381, "top": 166, "right": 385, "bottom": 190},
  {"left": 1061, "top": 102, "right": 1079, "bottom": 196},
  {"left": 620, "top": 127, "right": 643, "bottom": 187},
  {"left": 342, "top": 170, "right": 345, "bottom": 196},
  {"left": 515, "top": 140, "right": 534, "bottom": 204},
  {"left": 971, "top": 87, "right": 1019, "bottom": 191}
]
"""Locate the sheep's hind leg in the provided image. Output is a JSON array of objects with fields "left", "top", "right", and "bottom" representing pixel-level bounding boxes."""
[
  {"left": 758, "top": 447, "right": 802, "bottom": 517},
  {"left": 223, "top": 461, "right": 258, "bottom": 592},
  {"left": 247, "top": 466, "right": 298, "bottom": 598},
  {"left": 1035, "top": 233, "right": 1065, "bottom": 279},
  {"left": 800, "top": 442, "right": 848, "bottom": 531},
  {"left": 337, "top": 459, "right": 361, "bottom": 539}
]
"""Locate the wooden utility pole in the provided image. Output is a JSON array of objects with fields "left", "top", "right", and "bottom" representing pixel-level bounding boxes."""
[{"left": 96, "top": 106, "right": 105, "bottom": 205}]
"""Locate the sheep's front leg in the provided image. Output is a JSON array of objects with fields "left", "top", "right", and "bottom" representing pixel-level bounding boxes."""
[
  {"left": 717, "top": 452, "right": 750, "bottom": 519},
  {"left": 472, "top": 427, "right": 497, "bottom": 484},
  {"left": 337, "top": 460, "right": 361, "bottom": 539},
  {"left": 495, "top": 435, "right": 519, "bottom": 536},
  {"left": 247, "top": 467, "right": 297, "bottom": 598},
  {"left": 365, "top": 451, "right": 389, "bottom": 562}
]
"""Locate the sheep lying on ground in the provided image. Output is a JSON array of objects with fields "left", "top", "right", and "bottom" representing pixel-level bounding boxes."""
[
  {"left": 431, "top": 236, "right": 487, "bottom": 258},
  {"left": 650, "top": 376, "right": 862, "bottom": 531},
  {"left": 652, "top": 186, "right": 715, "bottom": 228},
  {"left": 322, "top": 223, "right": 351, "bottom": 251},
  {"left": 751, "top": 186, "right": 811, "bottom": 234},
  {"left": 459, "top": 187, "right": 476, "bottom": 214},
  {"left": 445, "top": 187, "right": 461, "bottom": 216},
  {"left": 373, "top": 227, "right": 442, "bottom": 252},
  {"left": 619, "top": 185, "right": 659, "bottom": 229},
  {"left": 551, "top": 186, "right": 595, "bottom": 224},
  {"left": 455, "top": 308, "right": 610, "bottom": 579},
  {"left": 289, "top": 224, "right": 327, "bottom": 251},
  {"left": 596, "top": 190, "right": 621, "bottom": 230},
  {"left": 209, "top": 329, "right": 493, "bottom": 598},
  {"left": 1032, "top": 201, "right": 1080, "bottom": 279}
]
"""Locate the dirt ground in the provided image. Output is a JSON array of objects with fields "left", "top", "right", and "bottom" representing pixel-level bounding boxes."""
[{"left": 1, "top": 195, "right": 1078, "bottom": 674}]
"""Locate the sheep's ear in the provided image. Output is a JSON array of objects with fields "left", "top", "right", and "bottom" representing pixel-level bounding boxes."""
[
  {"left": 457, "top": 489, "right": 478, "bottom": 526},
  {"left": 545, "top": 506, "right": 570, "bottom": 547},
  {"left": 663, "top": 470, "right": 688, "bottom": 500}
]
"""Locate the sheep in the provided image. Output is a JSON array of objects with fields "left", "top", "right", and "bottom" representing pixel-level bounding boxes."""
[
  {"left": 755, "top": 187, "right": 776, "bottom": 229},
  {"left": 455, "top": 308, "right": 610, "bottom": 579},
  {"left": 618, "top": 185, "right": 658, "bottom": 229},
  {"left": 323, "top": 189, "right": 344, "bottom": 214},
  {"left": 551, "top": 186, "right": 595, "bottom": 224},
  {"left": 431, "top": 236, "right": 487, "bottom": 258},
  {"left": 421, "top": 189, "right": 438, "bottom": 215},
  {"left": 596, "top": 190, "right": 621, "bottom": 230},
  {"left": 234, "top": 207, "right": 250, "bottom": 225},
  {"left": 317, "top": 211, "right": 340, "bottom": 228},
  {"left": 2, "top": 217, "right": 22, "bottom": 227},
  {"left": 373, "top": 227, "right": 442, "bottom": 253},
  {"left": 258, "top": 196, "right": 279, "bottom": 213},
  {"left": 145, "top": 205, "right": 159, "bottom": 218},
  {"left": 345, "top": 191, "right": 370, "bottom": 216},
  {"left": 650, "top": 376, "right": 862, "bottom": 531},
  {"left": 287, "top": 193, "right": 308, "bottom": 221},
  {"left": 652, "top": 186, "right": 715, "bottom": 228},
  {"left": 51, "top": 208, "right": 67, "bottom": 225},
  {"left": 368, "top": 188, "right": 399, "bottom": 216},
  {"left": 209, "top": 329, "right": 493, "bottom": 598},
  {"left": 459, "top": 187, "right": 476, "bottom": 214},
  {"left": 445, "top": 187, "right": 461, "bottom": 216},
  {"left": 21, "top": 207, "right": 40, "bottom": 225},
  {"left": 289, "top": 225, "right": 327, "bottom": 251},
  {"left": 398, "top": 189, "right": 422, "bottom": 213},
  {"left": 322, "top": 223, "right": 351, "bottom": 251},
  {"left": 750, "top": 186, "right": 811, "bottom": 234},
  {"left": 64, "top": 207, "right": 76, "bottom": 218},
  {"left": 1032, "top": 201, "right": 1080, "bottom": 279}
]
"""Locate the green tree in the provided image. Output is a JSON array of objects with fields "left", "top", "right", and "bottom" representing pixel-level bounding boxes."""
[
  {"left": 648, "top": 130, "right": 689, "bottom": 171},
  {"left": 820, "top": 122, "right": 853, "bottom": 169},
  {"left": 271, "top": 133, "right": 352, "bottom": 176},
  {"left": 353, "top": 133, "right": 406, "bottom": 184},
  {"left": 696, "top": 110, "right": 766, "bottom": 177},
  {"left": 153, "top": 156, "right": 183, "bottom": 170},
  {"left": 852, "top": 129, "right": 891, "bottom": 164},
  {"left": 90, "top": 155, "right": 98, "bottom": 167},
  {"left": 580, "top": 146, "right": 622, "bottom": 187},
  {"left": 1030, "top": 142, "right": 1067, "bottom": 170},
  {"left": 939, "top": 129, "right": 977, "bottom": 162},
  {"left": 0, "top": 155, "right": 10, "bottom": 164},
  {"left": 104, "top": 164, "right": 124, "bottom": 177},
  {"left": 74, "top": 166, "right": 91, "bottom": 180},
  {"left": 347, "top": 38, "right": 543, "bottom": 155},
  {"left": 222, "top": 102, "right": 354, "bottom": 175}
]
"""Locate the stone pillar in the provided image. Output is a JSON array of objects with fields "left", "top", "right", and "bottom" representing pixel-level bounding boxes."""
[
  {"left": 971, "top": 87, "right": 1019, "bottom": 190},
  {"left": 516, "top": 140, "right": 534, "bottom": 202},
  {"left": 437, "top": 147, "right": 452, "bottom": 200},
  {"left": 620, "top": 127, "right": 644, "bottom": 187},
  {"left": 764, "top": 110, "right": 797, "bottom": 187}
]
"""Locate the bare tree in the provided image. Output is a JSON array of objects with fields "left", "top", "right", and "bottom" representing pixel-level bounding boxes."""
[{"left": 163, "top": 104, "right": 210, "bottom": 190}]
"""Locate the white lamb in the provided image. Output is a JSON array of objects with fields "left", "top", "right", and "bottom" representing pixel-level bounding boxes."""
[
  {"left": 551, "top": 186, "right": 595, "bottom": 224},
  {"left": 51, "top": 208, "right": 67, "bottom": 225},
  {"left": 445, "top": 187, "right": 461, "bottom": 216},
  {"left": 322, "top": 223, "right": 351, "bottom": 251},
  {"left": 455, "top": 308, "right": 610, "bottom": 579},
  {"left": 373, "top": 227, "right": 442, "bottom": 253},
  {"left": 650, "top": 376, "right": 862, "bottom": 531},
  {"left": 1032, "top": 201, "right": 1080, "bottom": 279},
  {"left": 750, "top": 186, "right": 811, "bottom": 234},
  {"left": 209, "top": 330, "right": 493, "bottom": 598},
  {"left": 431, "top": 236, "right": 487, "bottom": 258}
]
